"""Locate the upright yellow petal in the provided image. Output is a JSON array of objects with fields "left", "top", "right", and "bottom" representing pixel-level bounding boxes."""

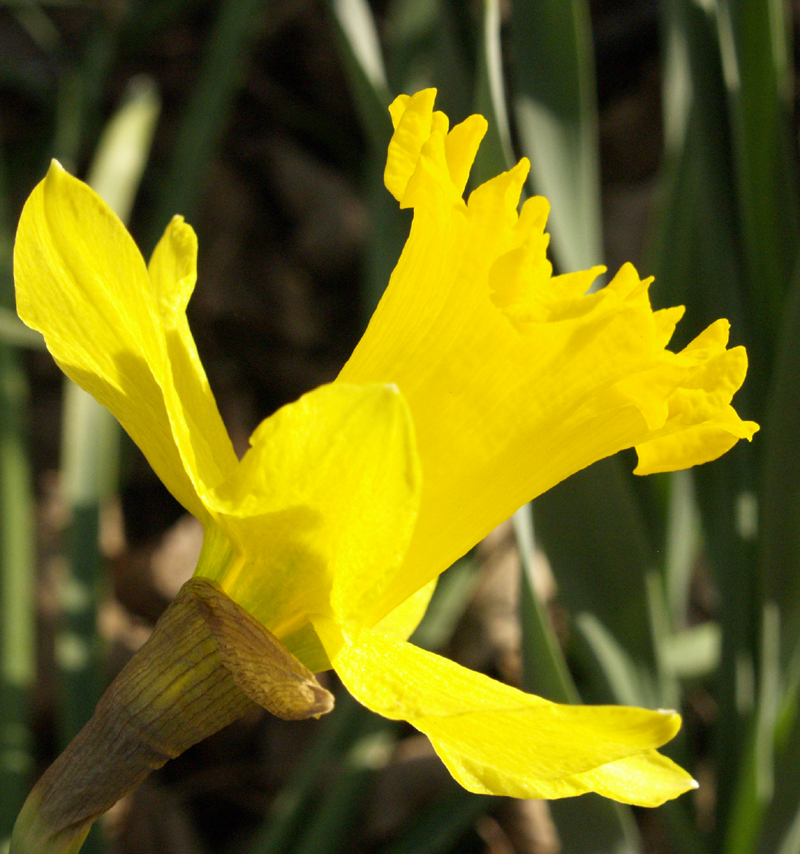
[
  {"left": 14, "top": 162, "right": 197, "bottom": 518},
  {"left": 316, "top": 621, "right": 696, "bottom": 806},
  {"left": 339, "top": 90, "right": 757, "bottom": 623},
  {"left": 206, "top": 382, "right": 422, "bottom": 670},
  {"left": 14, "top": 163, "right": 238, "bottom": 522},
  {"left": 147, "top": 216, "right": 239, "bottom": 508}
]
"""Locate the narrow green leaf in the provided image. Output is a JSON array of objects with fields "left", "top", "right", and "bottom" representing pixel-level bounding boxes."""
[
  {"left": 85, "top": 76, "right": 159, "bottom": 225},
  {"left": 664, "top": 470, "right": 702, "bottom": 629},
  {"left": 723, "top": 604, "right": 782, "bottom": 854},
  {"left": 383, "top": 0, "right": 475, "bottom": 127},
  {"left": 329, "top": 0, "right": 392, "bottom": 153},
  {"left": 649, "top": 0, "right": 747, "bottom": 341},
  {"left": 328, "top": 0, "right": 406, "bottom": 321},
  {"left": 0, "top": 342, "right": 36, "bottom": 840},
  {"left": 760, "top": 254, "right": 800, "bottom": 669},
  {"left": 753, "top": 255, "right": 800, "bottom": 854},
  {"left": 509, "top": 0, "right": 603, "bottom": 273},
  {"left": 661, "top": 623, "right": 721, "bottom": 680},
  {"left": 577, "top": 614, "right": 657, "bottom": 710},
  {"left": 715, "top": 0, "right": 799, "bottom": 347},
  {"left": 755, "top": 708, "right": 800, "bottom": 854},
  {"left": 0, "top": 149, "right": 37, "bottom": 841},
  {"left": 651, "top": 5, "right": 759, "bottom": 844},
  {"left": 514, "top": 506, "right": 577, "bottom": 706},
  {"left": 515, "top": 506, "right": 643, "bottom": 854},
  {"left": 410, "top": 556, "right": 479, "bottom": 652},
  {"left": 470, "top": 0, "right": 513, "bottom": 186},
  {"left": 775, "top": 804, "right": 800, "bottom": 854},
  {"left": 533, "top": 457, "right": 658, "bottom": 678}
]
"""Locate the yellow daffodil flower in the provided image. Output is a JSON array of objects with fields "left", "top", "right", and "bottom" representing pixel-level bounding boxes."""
[{"left": 14, "top": 88, "right": 757, "bottom": 811}]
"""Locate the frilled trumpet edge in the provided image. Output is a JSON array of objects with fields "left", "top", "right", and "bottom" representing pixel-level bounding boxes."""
[{"left": 10, "top": 577, "right": 334, "bottom": 854}]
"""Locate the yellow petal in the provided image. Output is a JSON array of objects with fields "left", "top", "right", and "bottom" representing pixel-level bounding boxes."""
[
  {"left": 317, "top": 621, "right": 695, "bottom": 806},
  {"left": 635, "top": 405, "right": 759, "bottom": 474},
  {"left": 444, "top": 115, "right": 488, "bottom": 196},
  {"left": 388, "top": 94, "right": 411, "bottom": 130},
  {"left": 578, "top": 750, "right": 698, "bottom": 807},
  {"left": 385, "top": 89, "right": 439, "bottom": 203},
  {"left": 209, "top": 383, "right": 422, "bottom": 660},
  {"left": 339, "top": 91, "right": 757, "bottom": 623},
  {"left": 13, "top": 161, "right": 233, "bottom": 520},
  {"left": 375, "top": 578, "right": 437, "bottom": 640},
  {"left": 147, "top": 216, "right": 239, "bottom": 507}
]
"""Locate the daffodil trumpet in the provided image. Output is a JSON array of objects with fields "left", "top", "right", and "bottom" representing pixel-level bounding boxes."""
[{"left": 11, "top": 88, "right": 757, "bottom": 851}]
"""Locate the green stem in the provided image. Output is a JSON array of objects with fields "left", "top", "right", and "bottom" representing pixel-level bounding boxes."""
[
  {"left": 0, "top": 147, "right": 36, "bottom": 845},
  {"left": 0, "top": 344, "right": 36, "bottom": 842}
]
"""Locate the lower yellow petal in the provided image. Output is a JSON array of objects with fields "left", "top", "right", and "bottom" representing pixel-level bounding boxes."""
[{"left": 316, "top": 621, "right": 695, "bottom": 806}]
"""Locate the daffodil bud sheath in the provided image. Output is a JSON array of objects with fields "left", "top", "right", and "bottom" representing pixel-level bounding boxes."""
[{"left": 10, "top": 576, "right": 333, "bottom": 854}]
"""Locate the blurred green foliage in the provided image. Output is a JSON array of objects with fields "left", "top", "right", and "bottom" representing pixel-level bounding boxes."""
[{"left": 2, "top": 0, "right": 800, "bottom": 852}]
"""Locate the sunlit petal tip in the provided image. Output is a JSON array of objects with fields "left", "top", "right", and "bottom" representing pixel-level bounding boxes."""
[
  {"left": 654, "top": 305, "right": 686, "bottom": 348},
  {"left": 45, "top": 157, "right": 67, "bottom": 182},
  {"left": 656, "top": 709, "right": 682, "bottom": 735},
  {"left": 444, "top": 114, "right": 488, "bottom": 195},
  {"left": 39, "top": 158, "right": 118, "bottom": 232},
  {"left": 663, "top": 708, "right": 681, "bottom": 724},
  {"left": 501, "top": 158, "right": 531, "bottom": 209},
  {"left": 633, "top": 405, "right": 758, "bottom": 474},
  {"left": 606, "top": 261, "right": 646, "bottom": 298},
  {"left": 385, "top": 88, "right": 438, "bottom": 202},
  {"left": 518, "top": 194, "right": 551, "bottom": 233},
  {"left": 581, "top": 750, "right": 698, "bottom": 806},
  {"left": 149, "top": 214, "right": 199, "bottom": 319},
  {"left": 467, "top": 157, "right": 530, "bottom": 226},
  {"left": 684, "top": 317, "right": 731, "bottom": 354},
  {"left": 388, "top": 93, "right": 412, "bottom": 129},
  {"left": 400, "top": 130, "right": 464, "bottom": 211},
  {"left": 431, "top": 109, "right": 450, "bottom": 137}
]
